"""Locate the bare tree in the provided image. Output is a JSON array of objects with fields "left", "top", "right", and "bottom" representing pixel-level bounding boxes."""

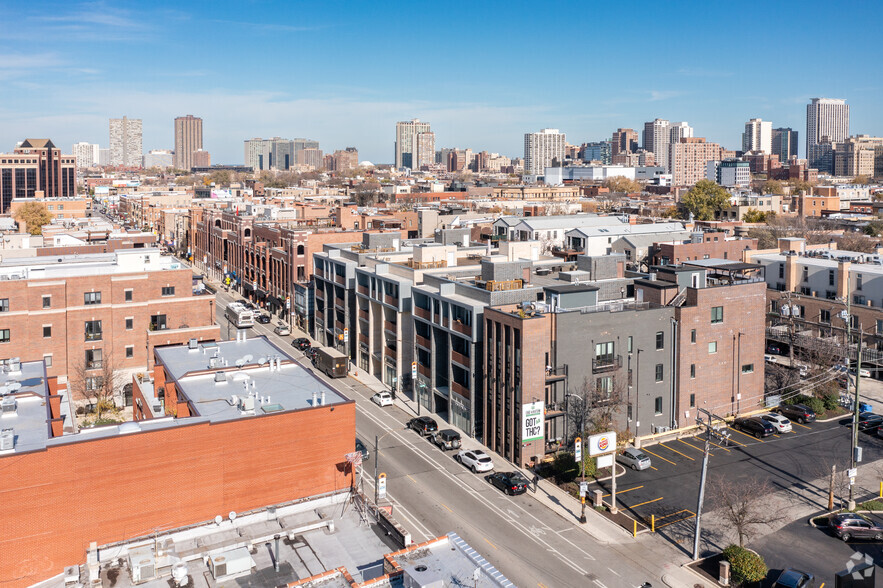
[
  {"left": 71, "top": 348, "right": 126, "bottom": 423},
  {"left": 710, "top": 476, "right": 784, "bottom": 547},
  {"left": 566, "top": 375, "right": 628, "bottom": 443},
  {"left": 764, "top": 363, "right": 800, "bottom": 396}
]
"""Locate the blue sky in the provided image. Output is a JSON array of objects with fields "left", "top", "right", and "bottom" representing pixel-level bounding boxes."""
[{"left": 1, "top": 0, "right": 881, "bottom": 164}]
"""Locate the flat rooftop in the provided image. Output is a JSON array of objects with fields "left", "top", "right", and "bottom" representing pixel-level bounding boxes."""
[
  {"left": 0, "top": 359, "right": 51, "bottom": 454},
  {"left": 0, "top": 248, "right": 186, "bottom": 280}
]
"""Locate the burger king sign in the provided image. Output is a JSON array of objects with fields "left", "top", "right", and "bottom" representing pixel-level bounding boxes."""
[{"left": 588, "top": 431, "right": 617, "bottom": 456}]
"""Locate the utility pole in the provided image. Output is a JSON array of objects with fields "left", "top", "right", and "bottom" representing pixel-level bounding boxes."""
[
  {"left": 693, "top": 408, "right": 730, "bottom": 560},
  {"left": 374, "top": 434, "right": 380, "bottom": 505},
  {"left": 849, "top": 331, "right": 863, "bottom": 508}
]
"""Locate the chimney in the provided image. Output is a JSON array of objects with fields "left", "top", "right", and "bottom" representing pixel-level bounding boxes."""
[
  {"left": 320, "top": 391, "right": 326, "bottom": 406},
  {"left": 837, "top": 260, "right": 851, "bottom": 300},
  {"left": 785, "top": 253, "right": 799, "bottom": 292},
  {"left": 311, "top": 391, "right": 317, "bottom": 406}
]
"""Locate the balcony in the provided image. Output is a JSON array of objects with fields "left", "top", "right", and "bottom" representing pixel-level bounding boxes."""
[
  {"left": 315, "top": 289, "right": 325, "bottom": 301},
  {"left": 358, "top": 309, "right": 369, "bottom": 321},
  {"left": 452, "top": 381, "right": 470, "bottom": 399},
  {"left": 451, "top": 350, "right": 470, "bottom": 367},
  {"left": 418, "top": 363, "right": 431, "bottom": 378},
  {"left": 314, "top": 268, "right": 324, "bottom": 279},
  {"left": 545, "top": 365, "right": 567, "bottom": 383},
  {"left": 334, "top": 273, "right": 345, "bottom": 286},
  {"left": 452, "top": 320, "right": 471, "bottom": 336},
  {"left": 334, "top": 297, "right": 345, "bottom": 310},
  {"left": 414, "top": 306, "right": 430, "bottom": 320},
  {"left": 85, "top": 332, "right": 103, "bottom": 341},
  {"left": 385, "top": 294, "right": 397, "bottom": 306},
  {"left": 358, "top": 333, "right": 368, "bottom": 345},
  {"left": 384, "top": 320, "right": 396, "bottom": 333},
  {"left": 592, "top": 355, "right": 621, "bottom": 373},
  {"left": 384, "top": 346, "right": 396, "bottom": 359},
  {"left": 416, "top": 334, "right": 431, "bottom": 349},
  {"left": 357, "top": 284, "right": 368, "bottom": 296},
  {"left": 335, "top": 320, "right": 345, "bottom": 331}
]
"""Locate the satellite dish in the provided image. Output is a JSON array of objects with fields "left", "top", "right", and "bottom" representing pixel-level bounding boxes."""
[
  {"left": 235, "top": 358, "right": 246, "bottom": 367},
  {"left": 214, "top": 515, "right": 223, "bottom": 525},
  {"left": 228, "top": 511, "right": 237, "bottom": 521},
  {"left": 258, "top": 357, "right": 267, "bottom": 365},
  {"left": 7, "top": 382, "right": 20, "bottom": 392},
  {"left": 243, "top": 354, "right": 253, "bottom": 363}
]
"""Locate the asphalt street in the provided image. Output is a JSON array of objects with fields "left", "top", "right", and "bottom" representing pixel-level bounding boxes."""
[{"left": 207, "top": 286, "right": 674, "bottom": 588}]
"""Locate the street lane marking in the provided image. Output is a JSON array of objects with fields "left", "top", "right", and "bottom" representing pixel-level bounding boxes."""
[
  {"left": 594, "top": 579, "right": 608, "bottom": 588},
  {"left": 730, "top": 427, "right": 764, "bottom": 443},
  {"left": 407, "top": 474, "right": 417, "bottom": 483},
  {"left": 641, "top": 448, "right": 676, "bottom": 466},
  {"left": 655, "top": 512, "right": 696, "bottom": 529},
  {"left": 678, "top": 438, "right": 712, "bottom": 455},
  {"left": 626, "top": 497, "right": 664, "bottom": 509},
  {"left": 538, "top": 584, "right": 548, "bottom": 588},
  {"left": 484, "top": 537, "right": 498, "bottom": 550},
  {"left": 441, "top": 503, "right": 453, "bottom": 513},
  {"left": 650, "top": 466, "right": 658, "bottom": 470},
  {"left": 602, "top": 485, "right": 643, "bottom": 498},
  {"left": 654, "top": 508, "right": 690, "bottom": 521},
  {"left": 607, "top": 567, "right": 621, "bottom": 576},
  {"left": 792, "top": 421, "right": 812, "bottom": 430},
  {"left": 701, "top": 437, "right": 731, "bottom": 452},
  {"left": 659, "top": 442, "right": 696, "bottom": 461}
]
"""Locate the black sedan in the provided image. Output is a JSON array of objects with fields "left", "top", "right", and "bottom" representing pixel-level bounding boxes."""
[
  {"left": 407, "top": 416, "right": 438, "bottom": 436},
  {"left": 487, "top": 471, "right": 529, "bottom": 495},
  {"left": 775, "top": 403, "right": 816, "bottom": 424},
  {"left": 858, "top": 411, "right": 883, "bottom": 432},
  {"left": 292, "top": 338, "right": 311, "bottom": 351},
  {"left": 733, "top": 416, "right": 775, "bottom": 439},
  {"left": 256, "top": 314, "right": 271, "bottom": 324}
]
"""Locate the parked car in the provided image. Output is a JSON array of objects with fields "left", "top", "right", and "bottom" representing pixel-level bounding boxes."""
[
  {"left": 619, "top": 447, "right": 652, "bottom": 471},
  {"left": 766, "top": 344, "right": 781, "bottom": 354},
  {"left": 456, "top": 449, "right": 495, "bottom": 473},
  {"left": 256, "top": 313, "right": 271, "bottom": 324},
  {"left": 760, "top": 413, "right": 792, "bottom": 433},
  {"left": 371, "top": 391, "right": 393, "bottom": 407},
  {"left": 487, "top": 471, "right": 529, "bottom": 495},
  {"left": 407, "top": 416, "right": 438, "bottom": 436},
  {"left": 292, "top": 338, "right": 311, "bottom": 351},
  {"left": 772, "top": 568, "right": 815, "bottom": 588},
  {"left": 355, "top": 438, "right": 369, "bottom": 461},
  {"left": 775, "top": 404, "right": 816, "bottom": 424},
  {"left": 274, "top": 323, "right": 291, "bottom": 336},
  {"left": 858, "top": 411, "right": 883, "bottom": 431},
  {"left": 764, "top": 354, "right": 777, "bottom": 363},
  {"left": 831, "top": 513, "right": 883, "bottom": 541},
  {"left": 795, "top": 364, "right": 809, "bottom": 378},
  {"left": 305, "top": 347, "right": 319, "bottom": 362},
  {"left": 850, "top": 367, "right": 872, "bottom": 378},
  {"left": 430, "top": 429, "right": 462, "bottom": 450},
  {"left": 733, "top": 416, "right": 775, "bottom": 439}
]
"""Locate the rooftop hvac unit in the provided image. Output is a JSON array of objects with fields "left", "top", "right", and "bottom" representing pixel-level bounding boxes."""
[
  {"left": 188, "top": 338, "right": 198, "bottom": 350},
  {"left": 208, "top": 547, "right": 254, "bottom": 580},
  {"left": 8, "top": 358, "right": 20, "bottom": 373},
  {"left": 128, "top": 546, "right": 156, "bottom": 584},
  {"left": 240, "top": 395, "right": 255, "bottom": 412},
  {"left": 0, "top": 429, "right": 13, "bottom": 450},
  {"left": 214, "top": 372, "right": 227, "bottom": 383},
  {"left": 1, "top": 396, "right": 16, "bottom": 416}
]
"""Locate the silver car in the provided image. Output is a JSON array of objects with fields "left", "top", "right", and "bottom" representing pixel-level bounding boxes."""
[
  {"left": 760, "top": 412, "right": 792, "bottom": 433},
  {"left": 619, "top": 447, "right": 651, "bottom": 471},
  {"left": 273, "top": 323, "right": 291, "bottom": 336}
]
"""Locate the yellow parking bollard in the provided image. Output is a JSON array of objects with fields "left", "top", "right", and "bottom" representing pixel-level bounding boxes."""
[
  {"left": 651, "top": 514, "right": 655, "bottom": 533},
  {"left": 879, "top": 481, "right": 882, "bottom": 498},
  {"left": 633, "top": 519, "right": 637, "bottom": 537}
]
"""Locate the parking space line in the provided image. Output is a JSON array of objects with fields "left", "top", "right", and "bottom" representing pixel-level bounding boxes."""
[
  {"left": 702, "top": 437, "right": 731, "bottom": 452},
  {"left": 654, "top": 508, "right": 690, "bottom": 521},
  {"left": 602, "top": 485, "right": 643, "bottom": 498},
  {"left": 626, "top": 496, "right": 664, "bottom": 509},
  {"left": 678, "top": 438, "right": 712, "bottom": 456},
  {"left": 655, "top": 512, "right": 696, "bottom": 529},
  {"left": 730, "top": 427, "right": 764, "bottom": 443},
  {"left": 641, "top": 448, "right": 677, "bottom": 466},
  {"left": 722, "top": 434, "right": 745, "bottom": 447},
  {"left": 483, "top": 537, "right": 498, "bottom": 550},
  {"left": 649, "top": 465, "right": 658, "bottom": 471},
  {"left": 659, "top": 442, "right": 696, "bottom": 461},
  {"left": 792, "top": 421, "right": 812, "bottom": 430},
  {"left": 441, "top": 503, "right": 453, "bottom": 513}
]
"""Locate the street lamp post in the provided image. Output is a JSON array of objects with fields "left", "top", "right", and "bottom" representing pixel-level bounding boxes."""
[{"left": 374, "top": 429, "right": 396, "bottom": 505}]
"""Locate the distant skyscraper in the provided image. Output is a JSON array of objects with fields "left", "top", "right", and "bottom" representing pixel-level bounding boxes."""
[
  {"left": 98, "top": 148, "right": 110, "bottom": 167},
  {"left": 643, "top": 119, "right": 671, "bottom": 171},
  {"left": 806, "top": 98, "right": 849, "bottom": 171},
  {"left": 771, "top": 128, "right": 799, "bottom": 162},
  {"left": 524, "top": 128, "right": 566, "bottom": 176},
  {"left": 395, "top": 119, "right": 433, "bottom": 169},
  {"left": 142, "top": 149, "right": 174, "bottom": 169},
  {"left": 580, "top": 141, "right": 612, "bottom": 164},
  {"left": 669, "top": 122, "right": 693, "bottom": 144},
  {"left": 611, "top": 129, "right": 639, "bottom": 155},
  {"left": 109, "top": 116, "right": 143, "bottom": 168},
  {"left": 299, "top": 147, "right": 323, "bottom": 169},
  {"left": 670, "top": 138, "right": 722, "bottom": 186},
  {"left": 331, "top": 147, "right": 359, "bottom": 171},
  {"left": 72, "top": 142, "right": 99, "bottom": 168},
  {"left": 191, "top": 149, "right": 211, "bottom": 168},
  {"left": 244, "top": 137, "right": 294, "bottom": 171},
  {"left": 293, "top": 138, "right": 320, "bottom": 165},
  {"left": 174, "top": 115, "right": 203, "bottom": 171},
  {"left": 742, "top": 118, "right": 772, "bottom": 154}
]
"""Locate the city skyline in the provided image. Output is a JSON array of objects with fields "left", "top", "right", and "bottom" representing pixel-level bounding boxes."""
[{"left": 1, "top": 1, "right": 881, "bottom": 164}]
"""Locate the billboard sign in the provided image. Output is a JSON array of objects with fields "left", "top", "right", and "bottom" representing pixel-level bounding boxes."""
[
  {"left": 522, "top": 401, "right": 545, "bottom": 443},
  {"left": 588, "top": 432, "right": 617, "bottom": 456}
]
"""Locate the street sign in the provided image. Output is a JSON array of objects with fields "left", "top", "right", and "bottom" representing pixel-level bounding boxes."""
[
  {"left": 411, "top": 361, "right": 417, "bottom": 379},
  {"left": 848, "top": 468, "right": 858, "bottom": 479},
  {"left": 574, "top": 437, "right": 582, "bottom": 463},
  {"left": 377, "top": 473, "right": 387, "bottom": 500},
  {"left": 596, "top": 454, "right": 614, "bottom": 469},
  {"left": 344, "top": 328, "right": 349, "bottom": 343},
  {"left": 579, "top": 481, "right": 588, "bottom": 497},
  {"left": 588, "top": 432, "right": 617, "bottom": 456}
]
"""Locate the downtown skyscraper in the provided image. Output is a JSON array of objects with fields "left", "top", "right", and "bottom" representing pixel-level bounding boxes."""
[
  {"left": 109, "top": 116, "right": 143, "bottom": 168},
  {"left": 806, "top": 98, "right": 849, "bottom": 172},
  {"left": 524, "top": 128, "right": 565, "bottom": 176},
  {"left": 174, "top": 115, "right": 203, "bottom": 171},
  {"left": 394, "top": 119, "right": 434, "bottom": 170}
]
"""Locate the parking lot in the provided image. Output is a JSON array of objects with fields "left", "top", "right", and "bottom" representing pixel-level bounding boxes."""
[{"left": 588, "top": 414, "right": 883, "bottom": 550}]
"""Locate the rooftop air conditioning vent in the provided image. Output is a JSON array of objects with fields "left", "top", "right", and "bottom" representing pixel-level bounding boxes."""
[
  {"left": 0, "top": 428, "right": 13, "bottom": 450},
  {"left": 214, "top": 372, "right": 227, "bottom": 383},
  {"left": 1, "top": 396, "right": 16, "bottom": 416}
]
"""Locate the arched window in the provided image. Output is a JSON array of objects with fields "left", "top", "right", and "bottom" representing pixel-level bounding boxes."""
[
  {"left": 214, "top": 219, "right": 221, "bottom": 228},
  {"left": 244, "top": 228, "right": 251, "bottom": 237},
  {"left": 297, "top": 244, "right": 305, "bottom": 256}
]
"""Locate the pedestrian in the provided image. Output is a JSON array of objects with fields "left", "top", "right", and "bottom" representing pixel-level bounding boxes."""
[{"left": 532, "top": 472, "right": 539, "bottom": 492}]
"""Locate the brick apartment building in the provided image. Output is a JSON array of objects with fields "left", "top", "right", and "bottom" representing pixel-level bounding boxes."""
[
  {"left": 0, "top": 249, "right": 219, "bottom": 385},
  {"left": 650, "top": 231, "right": 758, "bottom": 265},
  {"left": 0, "top": 336, "right": 354, "bottom": 587},
  {"left": 8, "top": 196, "right": 91, "bottom": 224}
]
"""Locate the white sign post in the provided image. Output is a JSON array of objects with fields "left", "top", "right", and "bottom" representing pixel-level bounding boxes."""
[
  {"left": 522, "top": 401, "right": 545, "bottom": 443},
  {"left": 377, "top": 472, "right": 387, "bottom": 501},
  {"left": 574, "top": 437, "right": 582, "bottom": 464},
  {"left": 588, "top": 431, "right": 618, "bottom": 513}
]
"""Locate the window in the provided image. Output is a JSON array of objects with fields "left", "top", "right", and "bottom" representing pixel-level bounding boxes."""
[
  {"left": 594, "top": 341, "right": 615, "bottom": 365},
  {"left": 654, "top": 396, "right": 663, "bottom": 415},
  {"left": 0, "top": 299, "right": 8, "bottom": 312},
  {"left": 690, "top": 364, "right": 696, "bottom": 378},
  {"left": 708, "top": 341, "right": 718, "bottom": 354},
  {"left": 802, "top": 267, "right": 808, "bottom": 282},
  {"left": 655, "top": 364, "right": 664, "bottom": 381},
  {"left": 125, "top": 317, "right": 133, "bottom": 330},
  {"left": 43, "top": 354, "right": 52, "bottom": 368},
  {"left": 778, "top": 264, "right": 784, "bottom": 279},
  {"left": 821, "top": 309, "right": 831, "bottom": 324},
  {"left": 596, "top": 376, "right": 613, "bottom": 399},
  {"left": 711, "top": 306, "right": 723, "bottom": 324},
  {"left": 85, "top": 376, "right": 103, "bottom": 391},
  {"left": 741, "top": 363, "right": 754, "bottom": 374},
  {"left": 150, "top": 314, "right": 167, "bottom": 330},
  {"left": 857, "top": 273, "right": 863, "bottom": 291},
  {"left": 84, "top": 291, "right": 101, "bottom": 305},
  {"left": 42, "top": 325, "right": 51, "bottom": 338},
  {"left": 689, "top": 394, "right": 695, "bottom": 408},
  {"left": 161, "top": 286, "right": 175, "bottom": 296},
  {"left": 85, "top": 320, "right": 102, "bottom": 341},
  {"left": 0, "top": 329, "right": 9, "bottom": 343},
  {"left": 655, "top": 331, "right": 664, "bottom": 350},
  {"left": 42, "top": 295, "right": 51, "bottom": 308},
  {"left": 878, "top": 319, "right": 883, "bottom": 334},
  {"left": 125, "top": 289, "right": 133, "bottom": 302},
  {"left": 125, "top": 346, "right": 134, "bottom": 358},
  {"left": 85, "top": 348, "right": 102, "bottom": 369},
  {"left": 829, "top": 270, "right": 835, "bottom": 286},
  {"left": 691, "top": 329, "right": 697, "bottom": 343}
]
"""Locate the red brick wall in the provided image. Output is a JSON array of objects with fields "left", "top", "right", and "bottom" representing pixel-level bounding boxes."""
[{"left": 0, "top": 402, "right": 355, "bottom": 587}]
